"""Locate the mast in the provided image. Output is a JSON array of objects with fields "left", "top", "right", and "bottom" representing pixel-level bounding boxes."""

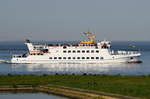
[{"left": 80, "top": 31, "right": 96, "bottom": 44}]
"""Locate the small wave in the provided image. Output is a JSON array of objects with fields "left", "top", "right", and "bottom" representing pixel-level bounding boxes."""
[{"left": 0, "top": 59, "right": 10, "bottom": 63}]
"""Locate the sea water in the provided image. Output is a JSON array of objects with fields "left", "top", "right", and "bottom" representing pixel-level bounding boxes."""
[
  {"left": 0, "top": 93, "right": 67, "bottom": 99},
  {"left": 0, "top": 41, "right": 150, "bottom": 75}
]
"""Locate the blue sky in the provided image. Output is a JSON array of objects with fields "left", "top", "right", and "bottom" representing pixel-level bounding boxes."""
[{"left": 0, "top": 0, "right": 150, "bottom": 41}]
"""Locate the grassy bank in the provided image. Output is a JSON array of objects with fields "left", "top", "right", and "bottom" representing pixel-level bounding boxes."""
[{"left": 0, "top": 74, "right": 149, "bottom": 98}]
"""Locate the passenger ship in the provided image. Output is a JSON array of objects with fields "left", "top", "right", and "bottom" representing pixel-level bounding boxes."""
[{"left": 11, "top": 32, "right": 142, "bottom": 64}]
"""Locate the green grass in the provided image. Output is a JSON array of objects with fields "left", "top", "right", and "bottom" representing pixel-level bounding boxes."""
[{"left": 0, "top": 74, "right": 150, "bottom": 98}]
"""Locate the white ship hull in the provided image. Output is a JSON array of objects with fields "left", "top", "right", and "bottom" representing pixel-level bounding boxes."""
[{"left": 11, "top": 53, "right": 141, "bottom": 64}]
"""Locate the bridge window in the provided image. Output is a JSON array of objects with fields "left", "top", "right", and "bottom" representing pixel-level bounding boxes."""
[{"left": 63, "top": 46, "right": 67, "bottom": 49}]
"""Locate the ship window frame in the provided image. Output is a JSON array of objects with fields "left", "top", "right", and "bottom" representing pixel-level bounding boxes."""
[
  {"left": 73, "top": 57, "right": 76, "bottom": 59},
  {"left": 82, "top": 57, "right": 85, "bottom": 59},
  {"left": 73, "top": 50, "right": 76, "bottom": 53},
  {"left": 77, "top": 57, "right": 80, "bottom": 59}
]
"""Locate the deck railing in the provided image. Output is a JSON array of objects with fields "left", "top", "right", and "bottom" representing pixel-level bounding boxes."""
[{"left": 110, "top": 50, "right": 140, "bottom": 55}]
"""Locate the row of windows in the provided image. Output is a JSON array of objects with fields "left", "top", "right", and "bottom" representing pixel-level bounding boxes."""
[
  {"left": 30, "top": 53, "right": 43, "bottom": 55},
  {"left": 63, "top": 50, "right": 99, "bottom": 53},
  {"left": 49, "top": 57, "right": 104, "bottom": 60}
]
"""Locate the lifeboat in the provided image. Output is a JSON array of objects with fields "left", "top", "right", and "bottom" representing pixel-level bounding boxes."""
[{"left": 80, "top": 40, "right": 94, "bottom": 44}]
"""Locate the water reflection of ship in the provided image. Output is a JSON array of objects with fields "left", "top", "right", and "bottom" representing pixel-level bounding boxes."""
[{"left": 11, "top": 63, "right": 142, "bottom": 75}]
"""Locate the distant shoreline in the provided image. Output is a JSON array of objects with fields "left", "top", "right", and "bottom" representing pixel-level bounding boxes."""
[{"left": 0, "top": 40, "right": 150, "bottom": 43}]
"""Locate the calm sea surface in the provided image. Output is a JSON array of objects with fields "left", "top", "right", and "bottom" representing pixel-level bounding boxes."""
[
  {"left": 0, "top": 41, "right": 150, "bottom": 75},
  {"left": 0, "top": 93, "right": 67, "bottom": 99}
]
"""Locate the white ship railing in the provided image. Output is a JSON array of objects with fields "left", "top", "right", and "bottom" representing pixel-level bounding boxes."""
[
  {"left": 110, "top": 50, "right": 140, "bottom": 55},
  {"left": 12, "top": 54, "right": 28, "bottom": 58}
]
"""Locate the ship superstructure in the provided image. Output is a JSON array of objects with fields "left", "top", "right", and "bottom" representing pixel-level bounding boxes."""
[{"left": 11, "top": 32, "right": 142, "bottom": 64}]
